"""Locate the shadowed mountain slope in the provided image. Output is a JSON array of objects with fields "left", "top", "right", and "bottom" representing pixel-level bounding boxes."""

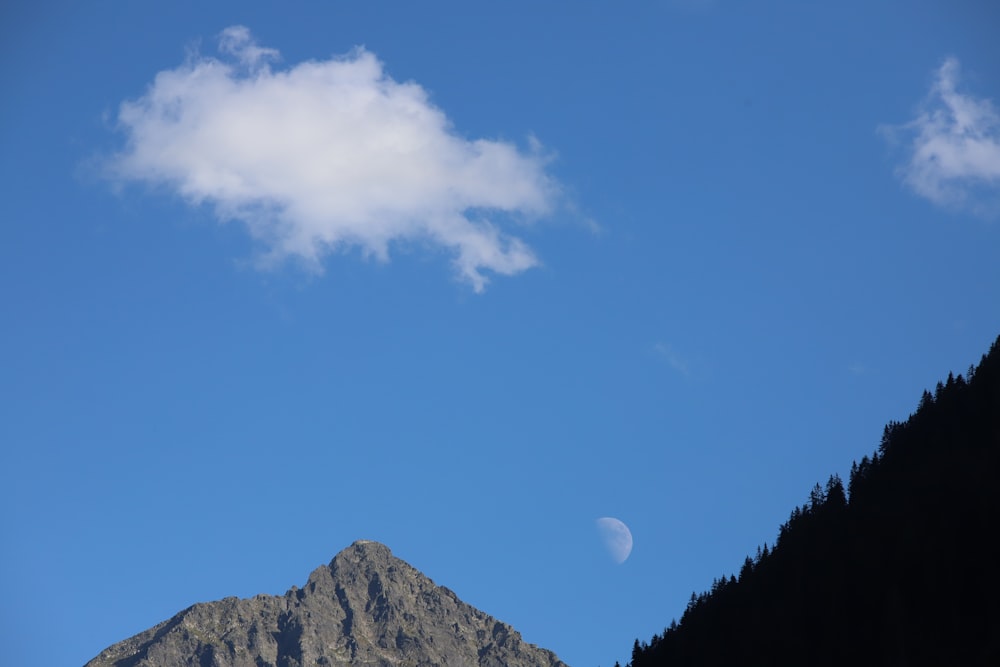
[
  {"left": 85, "top": 540, "right": 568, "bottom": 667},
  {"left": 627, "top": 335, "right": 1000, "bottom": 667}
]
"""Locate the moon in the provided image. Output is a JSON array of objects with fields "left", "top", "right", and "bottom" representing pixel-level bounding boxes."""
[{"left": 596, "top": 517, "right": 633, "bottom": 564}]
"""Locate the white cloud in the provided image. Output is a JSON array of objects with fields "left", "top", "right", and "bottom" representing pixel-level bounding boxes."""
[
  {"left": 107, "top": 27, "right": 558, "bottom": 291},
  {"left": 217, "top": 25, "right": 279, "bottom": 68},
  {"left": 884, "top": 57, "right": 1000, "bottom": 215}
]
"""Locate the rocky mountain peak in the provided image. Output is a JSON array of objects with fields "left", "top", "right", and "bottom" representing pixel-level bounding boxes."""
[
  {"left": 84, "top": 542, "right": 567, "bottom": 667},
  {"left": 328, "top": 539, "right": 398, "bottom": 576}
]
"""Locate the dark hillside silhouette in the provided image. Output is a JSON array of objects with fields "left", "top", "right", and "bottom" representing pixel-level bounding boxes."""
[{"left": 624, "top": 335, "right": 1000, "bottom": 667}]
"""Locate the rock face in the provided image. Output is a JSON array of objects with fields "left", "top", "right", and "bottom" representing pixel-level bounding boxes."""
[{"left": 84, "top": 541, "right": 568, "bottom": 667}]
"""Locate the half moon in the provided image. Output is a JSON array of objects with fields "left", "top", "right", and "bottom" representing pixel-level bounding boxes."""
[{"left": 596, "top": 517, "right": 633, "bottom": 564}]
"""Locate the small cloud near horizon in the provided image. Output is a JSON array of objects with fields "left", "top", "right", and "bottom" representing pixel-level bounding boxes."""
[
  {"left": 105, "top": 26, "right": 560, "bottom": 291},
  {"left": 881, "top": 57, "right": 1000, "bottom": 217}
]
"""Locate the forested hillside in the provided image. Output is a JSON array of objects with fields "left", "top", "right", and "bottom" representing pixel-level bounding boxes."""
[{"left": 625, "top": 336, "right": 1000, "bottom": 667}]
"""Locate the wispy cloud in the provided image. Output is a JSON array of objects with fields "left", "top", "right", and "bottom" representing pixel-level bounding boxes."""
[
  {"left": 106, "top": 27, "right": 559, "bottom": 291},
  {"left": 653, "top": 341, "right": 691, "bottom": 377},
  {"left": 847, "top": 362, "right": 867, "bottom": 376},
  {"left": 882, "top": 57, "right": 1000, "bottom": 215}
]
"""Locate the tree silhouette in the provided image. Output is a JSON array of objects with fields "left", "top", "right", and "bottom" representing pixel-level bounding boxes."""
[{"left": 623, "top": 334, "right": 1000, "bottom": 667}]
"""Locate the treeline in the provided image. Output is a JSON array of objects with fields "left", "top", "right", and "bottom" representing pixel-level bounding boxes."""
[{"left": 622, "top": 335, "right": 1000, "bottom": 667}]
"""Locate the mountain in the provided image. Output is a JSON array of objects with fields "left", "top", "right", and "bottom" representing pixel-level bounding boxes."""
[
  {"left": 85, "top": 540, "right": 568, "bottom": 667},
  {"left": 627, "top": 335, "right": 1000, "bottom": 667}
]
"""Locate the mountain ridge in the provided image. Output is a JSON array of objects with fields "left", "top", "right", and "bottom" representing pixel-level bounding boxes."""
[{"left": 85, "top": 540, "right": 568, "bottom": 667}]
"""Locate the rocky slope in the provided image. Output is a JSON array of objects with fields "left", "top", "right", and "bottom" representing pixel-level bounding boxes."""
[{"left": 85, "top": 540, "right": 568, "bottom": 667}]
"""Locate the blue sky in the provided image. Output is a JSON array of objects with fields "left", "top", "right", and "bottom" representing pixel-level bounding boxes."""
[{"left": 2, "top": 2, "right": 999, "bottom": 666}]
